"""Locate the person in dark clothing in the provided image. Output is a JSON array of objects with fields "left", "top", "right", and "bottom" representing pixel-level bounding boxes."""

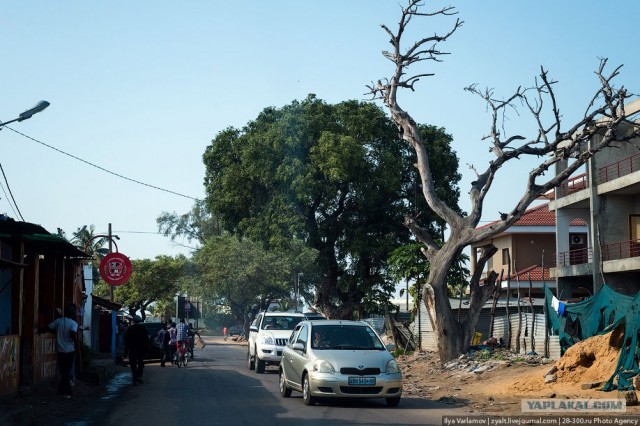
[
  {"left": 187, "top": 323, "right": 201, "bottom": 360},
  {"left": 124, "top": 315, "right": 149, "bottom": 385},
  {"left": 156, "top": 322, "right": 171, "bottom": 367}
]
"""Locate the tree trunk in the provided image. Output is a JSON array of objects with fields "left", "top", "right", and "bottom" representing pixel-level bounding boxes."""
[{"left": 423, "top": 243, "right": 498, "bottom": 362}]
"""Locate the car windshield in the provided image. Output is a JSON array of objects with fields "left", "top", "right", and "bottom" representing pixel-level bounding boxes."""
[
  {"left": 261, "top": 316, "right": 303, "bottom": 330},
  {"left": 311, "top": 325, "right": 385, "bottom": 350}
]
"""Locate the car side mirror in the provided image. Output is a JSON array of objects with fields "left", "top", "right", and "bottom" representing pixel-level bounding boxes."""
[
  {"left": 250, "top": 325, "right": 258, "bottom": 333},
  {"left": 386, "top": 343, "right": 396, "bottom": 352},
  {"left": 292, "top": 342, "right": 305, "bottom": 352}
]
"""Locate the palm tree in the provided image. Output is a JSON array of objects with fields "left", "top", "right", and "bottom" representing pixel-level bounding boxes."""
[
  {"left": 70, "top": 225, "right": 109, "bottom": 259},
  {"left": 68, "top": 225, "right": 110, "bottom": 297}
]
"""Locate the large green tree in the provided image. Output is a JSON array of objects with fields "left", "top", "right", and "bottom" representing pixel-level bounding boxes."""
[
  {"left": 195, "top": 235, "right": 294, "bottom": 327},
  {"left": 157, "top": 199, "right": 223, "bottom": 246},
  {"left": 113, "top": 255, "right": 187, "bottom": 320},
  {"left": 203, "top": 95, "right": 461, "bottom": 318}
]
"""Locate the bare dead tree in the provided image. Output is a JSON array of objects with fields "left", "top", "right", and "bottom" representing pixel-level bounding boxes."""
[{"left": 367, "top": 0, "right": 640, "bottom": 362}]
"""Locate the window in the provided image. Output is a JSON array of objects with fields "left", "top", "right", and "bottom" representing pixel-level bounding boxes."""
[
  {"left": 502, "top": 248, "right": 510, "bottom": 265},
  {"left": 296, "top": 324, "right": 308, "bottom": 345},
  {"left": 630, "top": 215, "right": 640, "bottom": 257},
  {"left": 630, "top": 215, "right": 640, "bottom": 241}
]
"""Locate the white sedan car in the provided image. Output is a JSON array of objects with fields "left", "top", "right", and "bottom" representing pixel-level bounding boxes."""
[{"left": 279, "top": 320, "right": 403, "bottom": 406}]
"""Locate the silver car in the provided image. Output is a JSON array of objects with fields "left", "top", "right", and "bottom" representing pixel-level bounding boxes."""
[{"left": 279, "top": 320, "right": 403, "bottom": 406}]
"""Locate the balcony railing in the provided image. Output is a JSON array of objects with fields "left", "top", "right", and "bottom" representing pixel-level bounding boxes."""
[
  {"left": 556, "top": 247, "right": 592, "bottom": 267},
  {"left": 599, "top": 153, "right": 640, "bottom": 183},
  {"left": 557, "top": 173, "right": 588, "bottom": 198},
  {"left": 603, "top": 240, "right": 640, "bottom": 261}
]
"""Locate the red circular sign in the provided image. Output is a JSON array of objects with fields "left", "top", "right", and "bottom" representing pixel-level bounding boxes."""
[{"left": 99, "top": 252, "right": 132, "bottom": 286}]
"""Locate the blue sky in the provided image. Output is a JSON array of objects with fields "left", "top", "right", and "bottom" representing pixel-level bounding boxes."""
[{"left": 1, "top": 1, "right": 639, "bottom": 260}]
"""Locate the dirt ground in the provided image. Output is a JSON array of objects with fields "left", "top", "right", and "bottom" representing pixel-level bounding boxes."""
[{"left": 398, "top": 328, "right": 640, "bottom": 415}]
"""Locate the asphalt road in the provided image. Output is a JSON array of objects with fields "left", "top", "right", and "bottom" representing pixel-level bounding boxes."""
[{"left": 103, "top": 336, "right": 465, "bottom": 426}]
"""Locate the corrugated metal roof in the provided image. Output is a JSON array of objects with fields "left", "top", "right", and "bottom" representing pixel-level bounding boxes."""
[{"left": 0, "top": 217, "right": 90, "bottom": 258}]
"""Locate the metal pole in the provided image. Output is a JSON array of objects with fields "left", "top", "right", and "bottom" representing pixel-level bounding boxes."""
[
  {"left": 108, "top": 223, "right": 113, "bottom": 302},
  {"left": 297, "top": 273, "right": 303, "bottom": 313},
  {"left": 295, "top": 274, "right": 299, "bottom": 312},
  {"left": 406, "top": 277, "right": 409, "bottom": 312}
]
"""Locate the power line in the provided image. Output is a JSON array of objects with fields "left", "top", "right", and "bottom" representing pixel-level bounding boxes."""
[
  {"left": 0, "top": 163, "right": 24, "bottom": 221},
  {"left": 5, "top": 126, "right": 201, "bottom": 201},
  {"left": 0, "top": 172, "right": 20, "bottom": 219},
  {"left": 110, "top": 229, "right": 200, "bottom": 251}
]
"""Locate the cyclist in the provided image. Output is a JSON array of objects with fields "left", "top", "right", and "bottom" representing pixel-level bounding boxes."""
[{"left": 175, "top": 318, "right": 189, "bottom": 363}]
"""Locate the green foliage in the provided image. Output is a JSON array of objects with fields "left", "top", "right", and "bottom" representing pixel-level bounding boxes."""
[
  {"left": 202, "top": 95, "right": 462, "bottom": 318},
  {"left": 194, "top": 235, "right": 299, "bottom": 323},
  {"left": 472, "top": 349, "right": 506, "bottom": 361},
  {"left": 113, "top": 255, "right": 187, "bottom": 319},
  {"left": 387, "top": 241, "right": 470, "bottom": 315},
  {"left": 60, "top": 224, "right": 110, "bottom": 297},
  {"left": 157, "top": 199, "right": 223, "bottom": 245}
]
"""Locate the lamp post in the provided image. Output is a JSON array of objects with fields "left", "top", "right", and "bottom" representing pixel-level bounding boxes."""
[{"left": 0, "top": 101, "right": 50, "bottom": 128}]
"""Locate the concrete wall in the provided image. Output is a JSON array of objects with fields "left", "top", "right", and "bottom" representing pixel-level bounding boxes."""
[{"left": 597, "top": 195, "right": 638, "bottom": 245}]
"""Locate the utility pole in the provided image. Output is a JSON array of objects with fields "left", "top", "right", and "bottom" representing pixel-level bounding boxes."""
[{"left": 108, "top": 223, "right": 114, "bottom": 302}]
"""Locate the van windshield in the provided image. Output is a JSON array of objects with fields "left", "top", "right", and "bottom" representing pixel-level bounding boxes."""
[{"left": 261, "top": 316, "right": 303, "bottom": 331}]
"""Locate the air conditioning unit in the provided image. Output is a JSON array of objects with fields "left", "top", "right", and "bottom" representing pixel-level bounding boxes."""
[{"left": 571, "top": 235, "right": 585, "bottom": 245}]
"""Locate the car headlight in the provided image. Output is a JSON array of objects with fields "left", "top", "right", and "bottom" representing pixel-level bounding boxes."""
[
  {"left": 313, "top": 359, "right": 335, "bottom": 374},
  {"left": 385, "top": 359, "right": 400, "bottom": 374},
  {"left": 261, "top": 334, "right": 274, "bottom": 345}
]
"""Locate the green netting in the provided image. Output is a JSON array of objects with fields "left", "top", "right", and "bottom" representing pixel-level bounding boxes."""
[{"left": 544, "top": 284, "right": 640, "bottom": 391}]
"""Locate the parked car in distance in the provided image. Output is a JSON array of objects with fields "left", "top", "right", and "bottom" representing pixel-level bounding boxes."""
[
  {"left": 303, "top": 312, "right": 326, "bottom": 321},
  {"left": 279, "top": 320, "right": 403, "bottom": 407},
  {"left": 137, "top": 322, "right": 165, "bottom": 360},
  {"left": 247, "top": 312, "right": 306, "bottom": 373},
  {"left": 229, "top": 325, "right": 244, "bottom": 336}
]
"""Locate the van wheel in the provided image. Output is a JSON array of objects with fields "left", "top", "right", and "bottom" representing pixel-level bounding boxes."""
[
  {"left": 256, "top": 358, "right": 265, "bottom": 374},
  {"left": 247, "top": 349, "right": 255, "bottom": 370}
]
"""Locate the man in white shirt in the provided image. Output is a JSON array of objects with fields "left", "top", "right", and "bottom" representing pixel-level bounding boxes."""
[{"left": 48, "top": 305, "right": 78, "bottom": 398}]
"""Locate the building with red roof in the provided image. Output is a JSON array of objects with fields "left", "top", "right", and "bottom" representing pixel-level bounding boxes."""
[{"left": 471, "top": 202, "right": 588, "bottom": 297}]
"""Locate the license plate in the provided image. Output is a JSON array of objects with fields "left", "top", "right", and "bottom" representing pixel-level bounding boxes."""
[{"left": 348, "top": 377, "right": 376, "bottom": 386}]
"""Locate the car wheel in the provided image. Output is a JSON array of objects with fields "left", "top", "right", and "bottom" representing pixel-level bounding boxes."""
[
  {"left": 247, "top": 349, "right": 255, "bottom": 370},
  {"left": 386, "top": 396, "right": 401, "bottom": 407},
  {"left": 256, "top": 357, "right": 265, "bottom": 374},
  {"left": 279, "top": 370, "right": 292, "bottom": 398},
  {"left": 302, "top": 374, "right": 316, "bottom": 406}
]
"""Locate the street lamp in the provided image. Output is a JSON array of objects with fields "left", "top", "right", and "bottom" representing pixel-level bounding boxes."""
[{"left": 0, "top": 101, "right": 50, "bottom": 128}]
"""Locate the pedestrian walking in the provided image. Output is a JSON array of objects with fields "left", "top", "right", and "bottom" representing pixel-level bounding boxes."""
[
  {"left": 223, "top": 326, "right": 228, "bottom": 341},
  {"left": 168, "top": 322, "right": 177, "bottom": 364},
  {"left": 187, "top": 323, "right": 201, "bottom": 359},
  {"left": 156, "top": 323, "right": 171, "bottom": 367},
  {"left": 124, "top": 315, "right": 148, "bottom": 385},
  {"left": 47, "top": 305, "right": 78, "bottom": 398}
]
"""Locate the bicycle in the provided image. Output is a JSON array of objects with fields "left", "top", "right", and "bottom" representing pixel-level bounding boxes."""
[{"left": 175, "top": 340, "right": 189, "bottom": 368}]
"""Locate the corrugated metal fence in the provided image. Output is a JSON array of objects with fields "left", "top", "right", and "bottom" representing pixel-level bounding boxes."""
[{"left": 412, "top": 303, "right": 561, "bottom": 359}]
